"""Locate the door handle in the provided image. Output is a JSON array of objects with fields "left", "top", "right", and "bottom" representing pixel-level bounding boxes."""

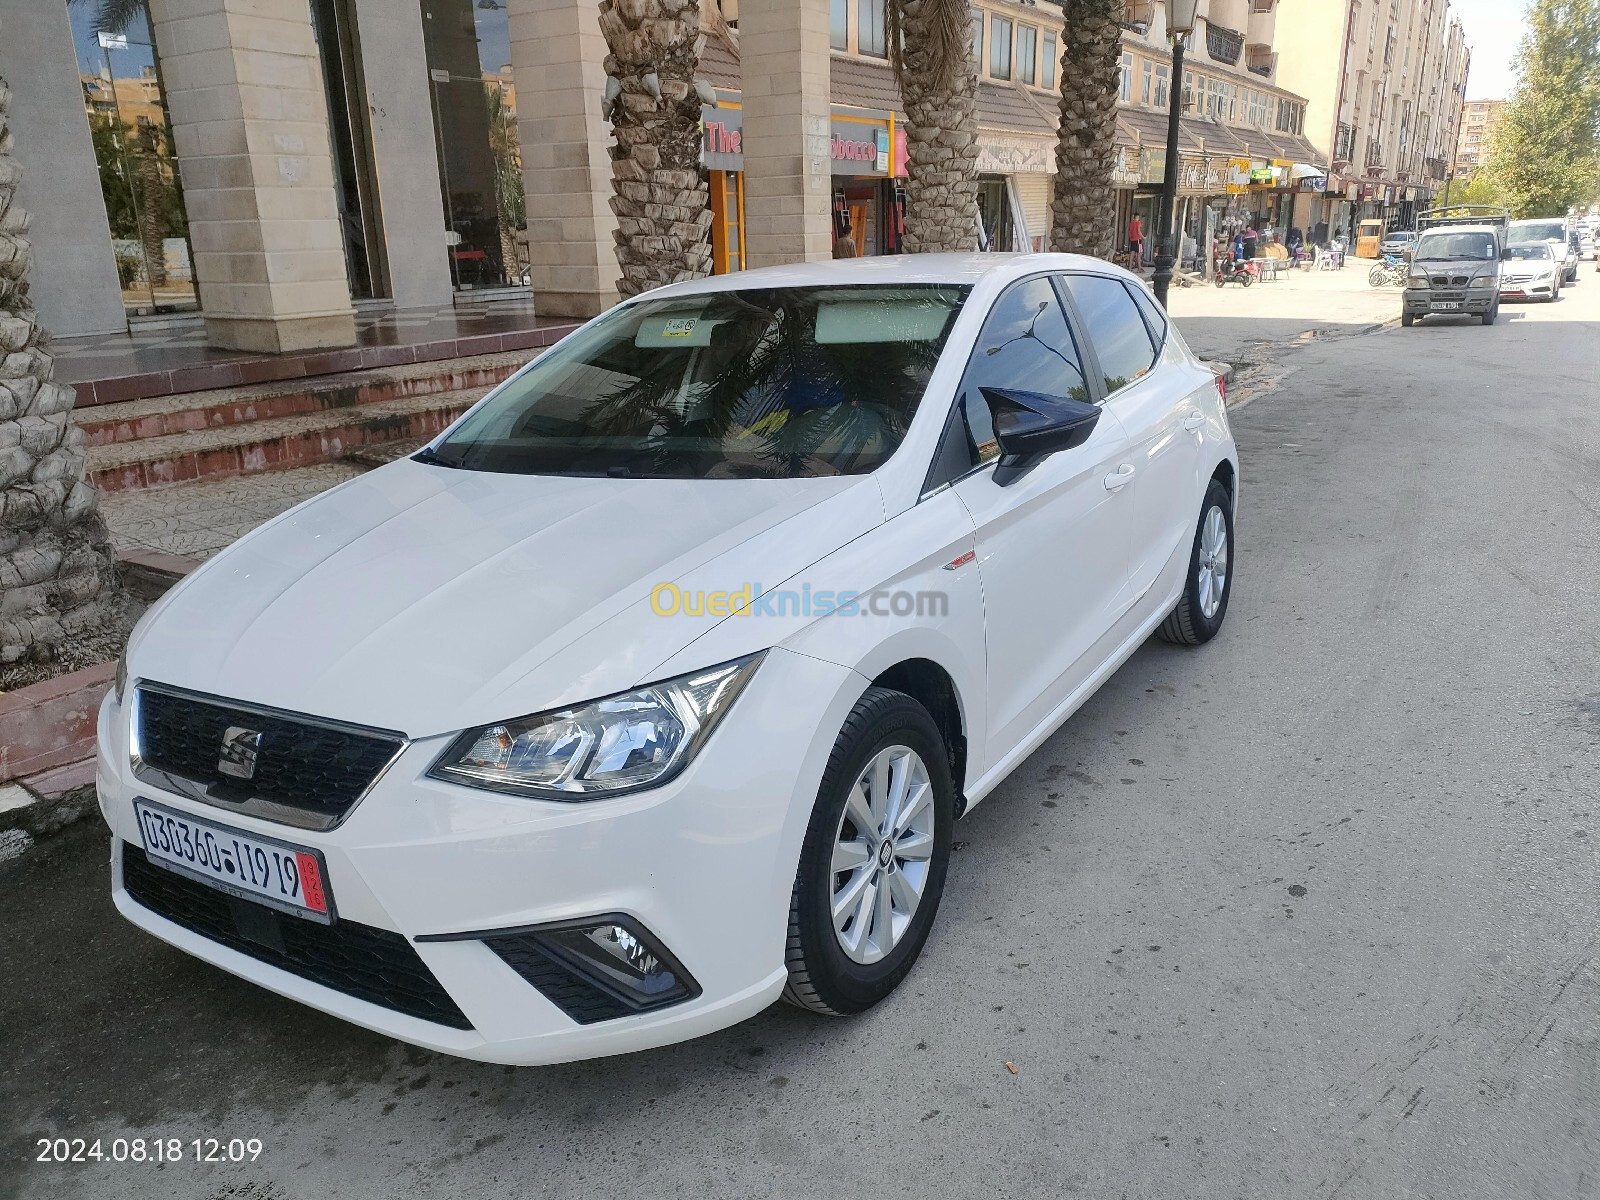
[
  {"left": 1103, "top": 464, "right": 1136, "bottom": 491},
  {"left": 1183, "top": 412, "right": 1207, "bottom": 432}
]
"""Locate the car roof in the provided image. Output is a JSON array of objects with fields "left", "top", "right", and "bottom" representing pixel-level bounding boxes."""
[
  {"left": 636, "top": 253, "right": 1128, "bottom": 301},
  {"left": 1419, "top": 225, "right": 1501, "bottom": 235}
]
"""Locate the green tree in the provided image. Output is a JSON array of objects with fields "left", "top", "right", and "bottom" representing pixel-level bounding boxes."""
[
  {"left": 1487, "top": 0, "right": 1600, "bottom": 218},
  {"left": 1440, "top": 172, "right": 1507, "bottom": 211}
]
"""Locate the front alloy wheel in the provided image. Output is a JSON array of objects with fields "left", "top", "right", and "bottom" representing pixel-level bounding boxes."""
[{"left": 783, "top": 688, "right": 954, "bottom": 1015}]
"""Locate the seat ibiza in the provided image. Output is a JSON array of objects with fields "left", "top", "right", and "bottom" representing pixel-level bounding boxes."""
[{"left": 99, "top": 255, "right": 1238, "bottom": 1064}]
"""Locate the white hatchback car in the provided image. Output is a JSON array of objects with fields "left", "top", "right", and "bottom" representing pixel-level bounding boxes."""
[{"left": 99, "top": 255, "right": 1239, "bottom": 1065}]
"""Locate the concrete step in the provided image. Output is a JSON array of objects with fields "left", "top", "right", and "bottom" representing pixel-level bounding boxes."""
[
  {"left": 78, "top": 350, "right": 527, "bottom": 449},
  {"left": 88, "top": 387, "right": 484, "bottom": 493}
]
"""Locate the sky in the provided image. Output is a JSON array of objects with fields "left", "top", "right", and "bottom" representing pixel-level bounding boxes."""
[{"left": 1450, "top": 0, "right": 1530, "bottom": 101}]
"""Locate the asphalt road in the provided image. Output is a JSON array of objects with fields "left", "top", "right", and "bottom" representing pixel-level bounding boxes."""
[{"left": 4, "top": 275, "right": 1598, "bottom": 1200}]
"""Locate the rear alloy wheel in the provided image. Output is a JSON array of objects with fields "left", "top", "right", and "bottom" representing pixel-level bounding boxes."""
[
  {"left": 783, "top": 688, "right": 954, "bottom": 1015},
  {"left": 1158, "top": 479, "right": 1234, "bottom": 646}
]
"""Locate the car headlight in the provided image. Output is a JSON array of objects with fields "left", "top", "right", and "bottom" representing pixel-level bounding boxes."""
[
  {"left": 1469, "top": 275, "right": 1494, "bottom": 289},
  {"left": 430, "top": 652, "right": 765, "bottom": 799},
  {"left": 1406, "top": 271, "right": 1429, "bottom": 289},
  {"left": 113, "top": 652, "right": 128, "bottom": 705}
]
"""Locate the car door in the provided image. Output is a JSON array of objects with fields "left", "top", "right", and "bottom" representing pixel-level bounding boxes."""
[
  {"left": 1063, "top": 273, "right": 1202, "bottom": 606},
  {"left": 926, "top": 275, "right": 1135, "bottom": 766}
]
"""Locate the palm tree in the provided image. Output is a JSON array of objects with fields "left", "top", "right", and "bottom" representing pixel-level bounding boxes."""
[
  {"left": 485, "top": 85, "right": 525, "bottom": 285},
  {"left": 0, "top": 53, "right": 120, "bottom": 668},
  {"left": 597, "top": 0, "right": 714, "bottom": 297},
  {"left": 1049, "top": 0, "right": 1124, "bottom": 257},
  {"left": 888, "top": 0, "right": 982, "bottom": 252}
]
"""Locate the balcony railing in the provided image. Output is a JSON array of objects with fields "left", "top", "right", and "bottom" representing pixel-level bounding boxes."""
[
  {"left": 1207, "top": 24, "right": 1246, "bottom": 65},
  {"left": 1366, "top": 138, "right": 1385, "bottom": 167}
]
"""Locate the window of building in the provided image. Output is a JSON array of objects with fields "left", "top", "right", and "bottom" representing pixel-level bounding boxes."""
[
  {"left": 990, "top": 15, "right": 1013, "bottom": 79},
  {"left": 971, "top": 7, "right": 984, "bottom": 65},
  {"left": 858, "top": 0, "right": 887, "bottom": 57},
  {"left": 1183, "top": 70, "right": 1198, "bottom": 114},
  {"left": 1119, "top": 51, "right": 1133, "bottom": 102},
  {"left": 1154, "top": 63, "right": 1169, "bottom": 108},
  {"left": 1017, "top": 23, "right": 1037, "bottom": 85},
  {"left": 421, "top": 0, "right": 523, "bottom": 292},
  {"left": 68, "top": 0, "right": 202, "bottom": 316},
  {"left": 1062, "top": 275, "right": 1157, "bottom": 396},
  {"left": 830, "top": 0, "right": 848, "bottom": 50},
  {"left": 1042, "top": 31, "right": 1058, "bottom": 90},
  {"left": 1141, "top": 60, "right": 1152, "bottom": 105}
]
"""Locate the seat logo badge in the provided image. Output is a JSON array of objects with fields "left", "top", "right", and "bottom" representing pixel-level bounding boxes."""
[{"left": 218, "top": 726, "right": 264, "bottom": 781}]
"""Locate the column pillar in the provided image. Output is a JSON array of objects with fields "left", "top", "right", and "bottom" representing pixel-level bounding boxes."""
[
  {"left": 508, "top": 0, "right": 618, "bottom": 319},
  {"left": 0, "top": 4, "right": 127, "bottom": 337},
  {"left": 148, "top": 0, "right": 356, "bottom": 353},
  {"left": 349, "top": 0, "right": 453, "bottom": 309},
  {"left": 740, "top": 0, "right": 833, "bottom": 268}
]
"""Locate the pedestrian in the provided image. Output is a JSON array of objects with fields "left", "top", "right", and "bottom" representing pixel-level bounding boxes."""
[
  {"left": 833, "top": 236, "right": 858, "bottom": 259},
  {"left": 1242, "top": 223, "right": 1259, "bottom": 262},
  {"left": 1128, "top": 212, "right": 1144, "bottom": 263}
]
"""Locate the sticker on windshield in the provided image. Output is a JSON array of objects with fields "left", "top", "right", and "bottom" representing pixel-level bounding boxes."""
[{"left": 661, "top": 318, "right": 699, "bottom": 338}]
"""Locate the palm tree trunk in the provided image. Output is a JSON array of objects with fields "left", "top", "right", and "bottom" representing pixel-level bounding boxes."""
[
  {"left": 0, "top": 62, "right": 119, "bottom": 666},
  {"left": 136, "top": 122, "right": 168, "bottom": 288},
  {"left": 597, "top": 0, "right": 713, "bottom": 297},
  {"left": 1050, "top": 0, "right": 1123, "bottom": 257},
  {"left": 892, "top": 0, "right": 981, "bottom": 252}
]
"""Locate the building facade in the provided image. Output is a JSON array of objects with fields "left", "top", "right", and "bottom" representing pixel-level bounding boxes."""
[
  {"left": 1453, "top": 98, "right": 1505, "bottom": 178},
  {"left": 1273, "top": 0, "right": 1471, "bottom": 240},
  {"left": 6, "top": 0, "right": 1321, "bottom": 351}
]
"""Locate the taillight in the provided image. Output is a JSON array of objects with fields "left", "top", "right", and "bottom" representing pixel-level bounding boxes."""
[{"left": 1214, "top": 372, "right": 1227, "bottom": 404}]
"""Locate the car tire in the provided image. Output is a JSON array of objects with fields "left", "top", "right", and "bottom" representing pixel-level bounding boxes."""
[
  {"left": 1157, "top": 479, "right": 1234, "bottom": 647},
  {"left": 782, "top": 687, "right": 955, "bottom": 1016},
  {"left": 1401, "top": 311, "right": 1414, "bottom": 327},
  {"left": 1482, "top": 301, "right": 1498, "bottom": 326}
]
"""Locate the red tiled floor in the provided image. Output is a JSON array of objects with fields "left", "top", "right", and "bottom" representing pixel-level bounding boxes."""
[{"left": 55, "top": 301, "right": 578, "bottom": 409}]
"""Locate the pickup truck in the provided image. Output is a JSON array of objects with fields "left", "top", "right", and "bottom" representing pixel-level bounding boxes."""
[{"left": 1402, "top": 207, "right": 1510, "bottom": 328}]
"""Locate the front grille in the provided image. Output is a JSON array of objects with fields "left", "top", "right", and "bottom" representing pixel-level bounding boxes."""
[
  {"left": 122, "top": 843, "right": 473, "bottom": 1030},
  {"left": 135, "top": 684, "right": 403, "bottom": 828},
  {"left": 1430, "top": 275, "right": 1471, "bottom": 287}
]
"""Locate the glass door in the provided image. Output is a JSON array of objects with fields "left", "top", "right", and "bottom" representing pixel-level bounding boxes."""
[{"left": 69, "top": 0, "right": 199, "bottom": 316}]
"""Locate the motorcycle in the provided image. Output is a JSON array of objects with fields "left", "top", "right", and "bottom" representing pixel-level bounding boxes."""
[
  {"left": 1213, "top": 254, "right": 1256, "bottom": 287},
  {"left": 1367, "top": 252, "right": 1411, "bottom": 287}
]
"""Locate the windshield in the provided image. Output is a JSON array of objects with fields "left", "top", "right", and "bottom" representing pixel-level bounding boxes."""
[
  {"left": 426, "top": 285, "right": 970, "bottom": 479},
  {"left": 1511, "top": 221, "right": 1565, "bottom": 244},
  {"left": 1416, "top": 232, "right": 1498, "bottom": 261},
  {"left": 1505, "top": 244, "right": 1552, "bottom": 260}
]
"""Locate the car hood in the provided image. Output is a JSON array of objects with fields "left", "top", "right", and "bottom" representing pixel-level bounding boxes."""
[{"left": 128, "top": 461, "right": 883, "bottom": 736}]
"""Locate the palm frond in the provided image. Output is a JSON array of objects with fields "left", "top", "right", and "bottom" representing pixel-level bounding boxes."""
[
  {"left": 68, "top": 0, "right": 150, "bottom": 37},
  {"left": 890, "top": 0, "right": 972, "bottom": 87}
]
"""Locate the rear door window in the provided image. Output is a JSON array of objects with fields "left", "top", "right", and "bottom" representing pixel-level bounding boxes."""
[{"left": 1062, "top": 274, "right": 1158, "bottom": 395}]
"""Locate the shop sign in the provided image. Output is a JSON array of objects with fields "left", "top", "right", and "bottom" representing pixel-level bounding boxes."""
[
  {"left": 1139, "top": 146, "right": 1168, "bottom": 185},
  {"left": 1346, "top": 182, "right": 1359, "bottom": 201},
  {"left": 1226, "top": 158, "right": 1253, "bottom": 194},
  {"left": 1112, "top": 144, "right": 1141, "bottom": 188},
  {"left": 1299, "top": 175, "right": 1328, "bottom": 193},
  {"left": 701, "top": 106, "right": 898, "bottom": 177},
  {"left": 976, "top": 137, "right": 1053, "bottom": 175}
]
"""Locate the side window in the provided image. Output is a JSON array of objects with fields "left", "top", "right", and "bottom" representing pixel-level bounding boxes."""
[
  {"left": 1126, "top": 281, "right": 1168, "bottom": 352},
  {"left": 1063, "top": 274, "right": 1158, "bottom": 395},
  {"left": 930, "top": 277, "right": 1090, "bottom": 483}
]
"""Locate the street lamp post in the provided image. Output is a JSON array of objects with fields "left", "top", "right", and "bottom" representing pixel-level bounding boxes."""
[{"left": 1151, "top": 0, "right": 1201, "bottom": 310}]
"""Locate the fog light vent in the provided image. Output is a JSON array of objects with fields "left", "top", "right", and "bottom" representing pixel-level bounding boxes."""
[{"left": 469, "top": 915, "right": 699, "bottom": 1025}]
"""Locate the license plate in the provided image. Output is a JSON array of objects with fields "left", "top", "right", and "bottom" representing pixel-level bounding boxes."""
[
  {"left": 1430, "top": 301, "right": 1461, "bottom": 311},
  {"left": 133, "top": 800, "right": 335, "bottom": 924}
]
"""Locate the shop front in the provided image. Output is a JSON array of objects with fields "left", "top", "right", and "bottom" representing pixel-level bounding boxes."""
[
  {"left": 975, "top": 135, "right": 1055, "bottom": 251},
  {"left": 701, "top": 99, "right": 906, "bottom": 269}
]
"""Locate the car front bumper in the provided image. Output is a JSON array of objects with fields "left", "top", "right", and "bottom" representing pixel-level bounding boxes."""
[
  {"left": 1500, "top": 279, "right": 1557, "bottom": 299},
  {"left": 98, "top": 647, "right": 867, "bottom": 1065},
  {"left": 1402, "top": 290, "right": 1495, "bottom": 315}
]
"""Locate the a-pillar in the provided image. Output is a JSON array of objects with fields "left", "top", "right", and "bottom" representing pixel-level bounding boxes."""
[
  {"left": 148, "top": 0, "right": 356, "bottom": 352},
  {"left": 509, "top": 0, "right": 618, "bottom": 319},
  {"left": 740, "top": 0, "right": 833, "bottom": 268}
]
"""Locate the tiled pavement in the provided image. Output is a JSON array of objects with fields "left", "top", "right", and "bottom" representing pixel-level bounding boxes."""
[
  {"left": 55, "top": 299, "right": 576, "bottom": 408},
  {"left": 101, "top": 462, "right": 366, "bottom": 561}
]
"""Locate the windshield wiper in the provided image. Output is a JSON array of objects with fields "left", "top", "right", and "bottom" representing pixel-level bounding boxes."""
[{"left": 412, "top": 445, "right": 459, "bottom": 469}]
